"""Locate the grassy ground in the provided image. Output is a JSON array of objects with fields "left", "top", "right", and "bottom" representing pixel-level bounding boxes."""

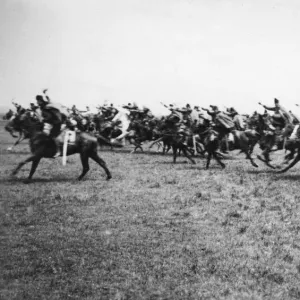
[{"left": 1, "top": 121, "right": 300, "bottom": 299}]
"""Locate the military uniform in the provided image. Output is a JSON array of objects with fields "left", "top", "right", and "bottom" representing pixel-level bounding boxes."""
[
  {"left": 263, "top": 98, "right": 293, "bottom": 128},
  {"left": 36, "top": 93, "right": 67, "bottom": 157}
]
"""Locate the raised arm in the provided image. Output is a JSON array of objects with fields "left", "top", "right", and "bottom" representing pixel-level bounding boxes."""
[{"left": 262, "top": 105, "right": 276, "bottom": 111}]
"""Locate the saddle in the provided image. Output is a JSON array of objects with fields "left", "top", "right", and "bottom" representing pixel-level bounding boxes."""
[{"left": 56, "top": 128, "right": 76, "bottom": 145}]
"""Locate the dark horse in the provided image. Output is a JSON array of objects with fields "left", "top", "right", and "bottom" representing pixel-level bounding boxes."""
[
  {"left": 148, "top": 116, "right": 196, "bottom": 164},
  {"left": 198, "top": 126, "right": 225, "bottom": 169},
  {"left": 3, "top": 109, "right": 28, "bottom": 150},
  {"left": 11, "top": 115, "right": 112, "bottom": 182}
]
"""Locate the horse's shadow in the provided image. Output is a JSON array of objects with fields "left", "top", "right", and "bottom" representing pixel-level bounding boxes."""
[
  {"left": 247, "top": 168, "right": 278, "bottom": 174},
  {"left": 273, "top": 173, "right": 300, "bottom": 181},
  {"left": 1, "top": 150, "right": 30, "bottom": 155},
  {"left": 0, "top": 176, "right": 99, "bottom": 184}
]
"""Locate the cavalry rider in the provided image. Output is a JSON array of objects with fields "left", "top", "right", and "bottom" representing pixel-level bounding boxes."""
[
  {"left": 103, "top": 103, "right": 118, "bottom": 121},
  {"left": 225, "top": 107, "right": 245, "bottom": 130},
  {"left": 134, "top": 106, "right": 153, "bottom": 123},
  {"left": 70, "top": 105, "right": 80, "bottom": 116},
  {"left": 29, "top": 102, "right": 39, "bottom": 113},
  {"left": 201, "top": 105, "right": 235, "bottom": 153},
  {"left": 161, "top": 103, "right": 190, "bottom": 146},
  {"left": 12, "top": 101, "right": 26, "bottom": 115},
  {"left": 175, "top": 104, "right": 193, "bottom": 126},
  {"left": 124, "top": 102, "right": 140, "bottom": 121},
  {"left": 202, "top": 105, "right": 235, "bottom": 129},
  {"left": 141, "top": 107, "right": 154, "bottom": 122},
  {"left": 35, "top": 90, "right": 68, "bottom": 158},
  {"left": 261, "top": 98, "right": 293, "bottom": 129},
  {"left": 172, "top": 104, "right": 193, "bottom": 146},
  {"left": 10, "top": 101, "right": 27, "bottom": 129}
]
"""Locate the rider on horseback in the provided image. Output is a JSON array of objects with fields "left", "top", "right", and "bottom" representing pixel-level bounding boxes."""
[
  {"left": 261, "top": 98, "right": 293, "bottom": 128},
  {"left": 202, "top": 105, "right": 235, "bottom": 153},
  {"left": 12, "top": 102, "right": 26, "bottom": 115},
  {"left": 36, "top": 90, "right": 68, "bottom": 158},
  {"left": 175, "top": 104, "right": 193, "bottom": 127},
  {"left": 105, "top": 104, "right": 118, "bottom": 121},
  {"left": 225, "top": 107, "right": 245, "bottom": 130}
]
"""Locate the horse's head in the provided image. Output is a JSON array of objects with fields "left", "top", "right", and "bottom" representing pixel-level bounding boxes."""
[
  {"left": 18, "top": 111, "right": 43, "bottom": 134},
  {"left": 3, "top": 109, "right": 14, "bottom": 120}
]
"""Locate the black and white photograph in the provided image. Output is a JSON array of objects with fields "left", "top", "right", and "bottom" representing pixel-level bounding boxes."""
[{"left": 1, "top": 0, "right": 300, "bottom": 299}]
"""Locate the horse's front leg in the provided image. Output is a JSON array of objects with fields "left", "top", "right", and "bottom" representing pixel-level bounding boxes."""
[
  {"left": 12, "top": 132, "right": 25, "bottom": 148},
  {"left": 12, "top": 146, "right": 44, "bottom": 178},
  {"left": 12, "top": 154, "right": 42, "bottom": 180},
  {"left": 28, "top": 158, "right": 41, "bottom": 180},
  {"left": 5, "top": 124, "right": 18, "bottom": 138},
  {"left": 12, "top": 155, "right": 35, "bottom": 176}
]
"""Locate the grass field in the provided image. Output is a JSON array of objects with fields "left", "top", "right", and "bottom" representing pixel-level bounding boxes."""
[{"left": 1, "top": 120, "right": 300, "bottom": 299}]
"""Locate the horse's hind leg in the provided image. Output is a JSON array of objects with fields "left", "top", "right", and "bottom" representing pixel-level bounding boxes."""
[
  {"left": 172, "top": 145, "right": 178, "bottom": 163},
  {"left": 89, "top": 151, "right": 112, "bottom": 180},
  {"left": 244, "top": 149, "right": 258, "bottom": 168},
  {"left": 165, "top": 144, "right": 171, "bottom": 154},
  {"left": 283, "top": 148, "right": 295, "bottom": 164},
  {"left": 213, "top": 152, "right": 225, "bottom": 169},
  {"left": 130, "top": 140, "right": 143, "bottom": 153},
  {"left": 206, "top": 152, "right": 212, "bottom": 169},
  {"left": 182, "top": 148, "right": 196, "bottom": 164},
  {"left": 257, "top": 148, "right": 276, "bottom": 169},
  {"left": 78, "top": 153, "right": 90, "bottom": 180}
]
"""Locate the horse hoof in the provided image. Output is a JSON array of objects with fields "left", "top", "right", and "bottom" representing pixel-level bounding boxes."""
[
  {"left": 106, "top": 174, "right": 112, "bottom": 180},
  {"left": 23, "top": 179, "right": 31, "bottom": 184}
]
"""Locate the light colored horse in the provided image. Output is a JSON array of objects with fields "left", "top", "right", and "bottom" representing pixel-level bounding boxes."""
[{"left": 110, "top": 107, "right": 131, "bottom": 146}]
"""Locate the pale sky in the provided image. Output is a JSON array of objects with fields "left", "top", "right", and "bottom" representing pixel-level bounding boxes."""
[{"left": 1, "top": 0, "right": 300, "bottom": 114}]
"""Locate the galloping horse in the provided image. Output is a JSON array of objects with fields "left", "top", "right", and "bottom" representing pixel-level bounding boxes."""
[
  {"left": 11, "top": 114, "right": 112, "bottom": 182},
  {"left": 110, "top": 108, "right": 131, "bottom": 146},
  {"left": 3, "top": 109, "right": 35, "bottom": 151},
  {"left": 148, "top": 116, "right": 196, "bottom": 164}
]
